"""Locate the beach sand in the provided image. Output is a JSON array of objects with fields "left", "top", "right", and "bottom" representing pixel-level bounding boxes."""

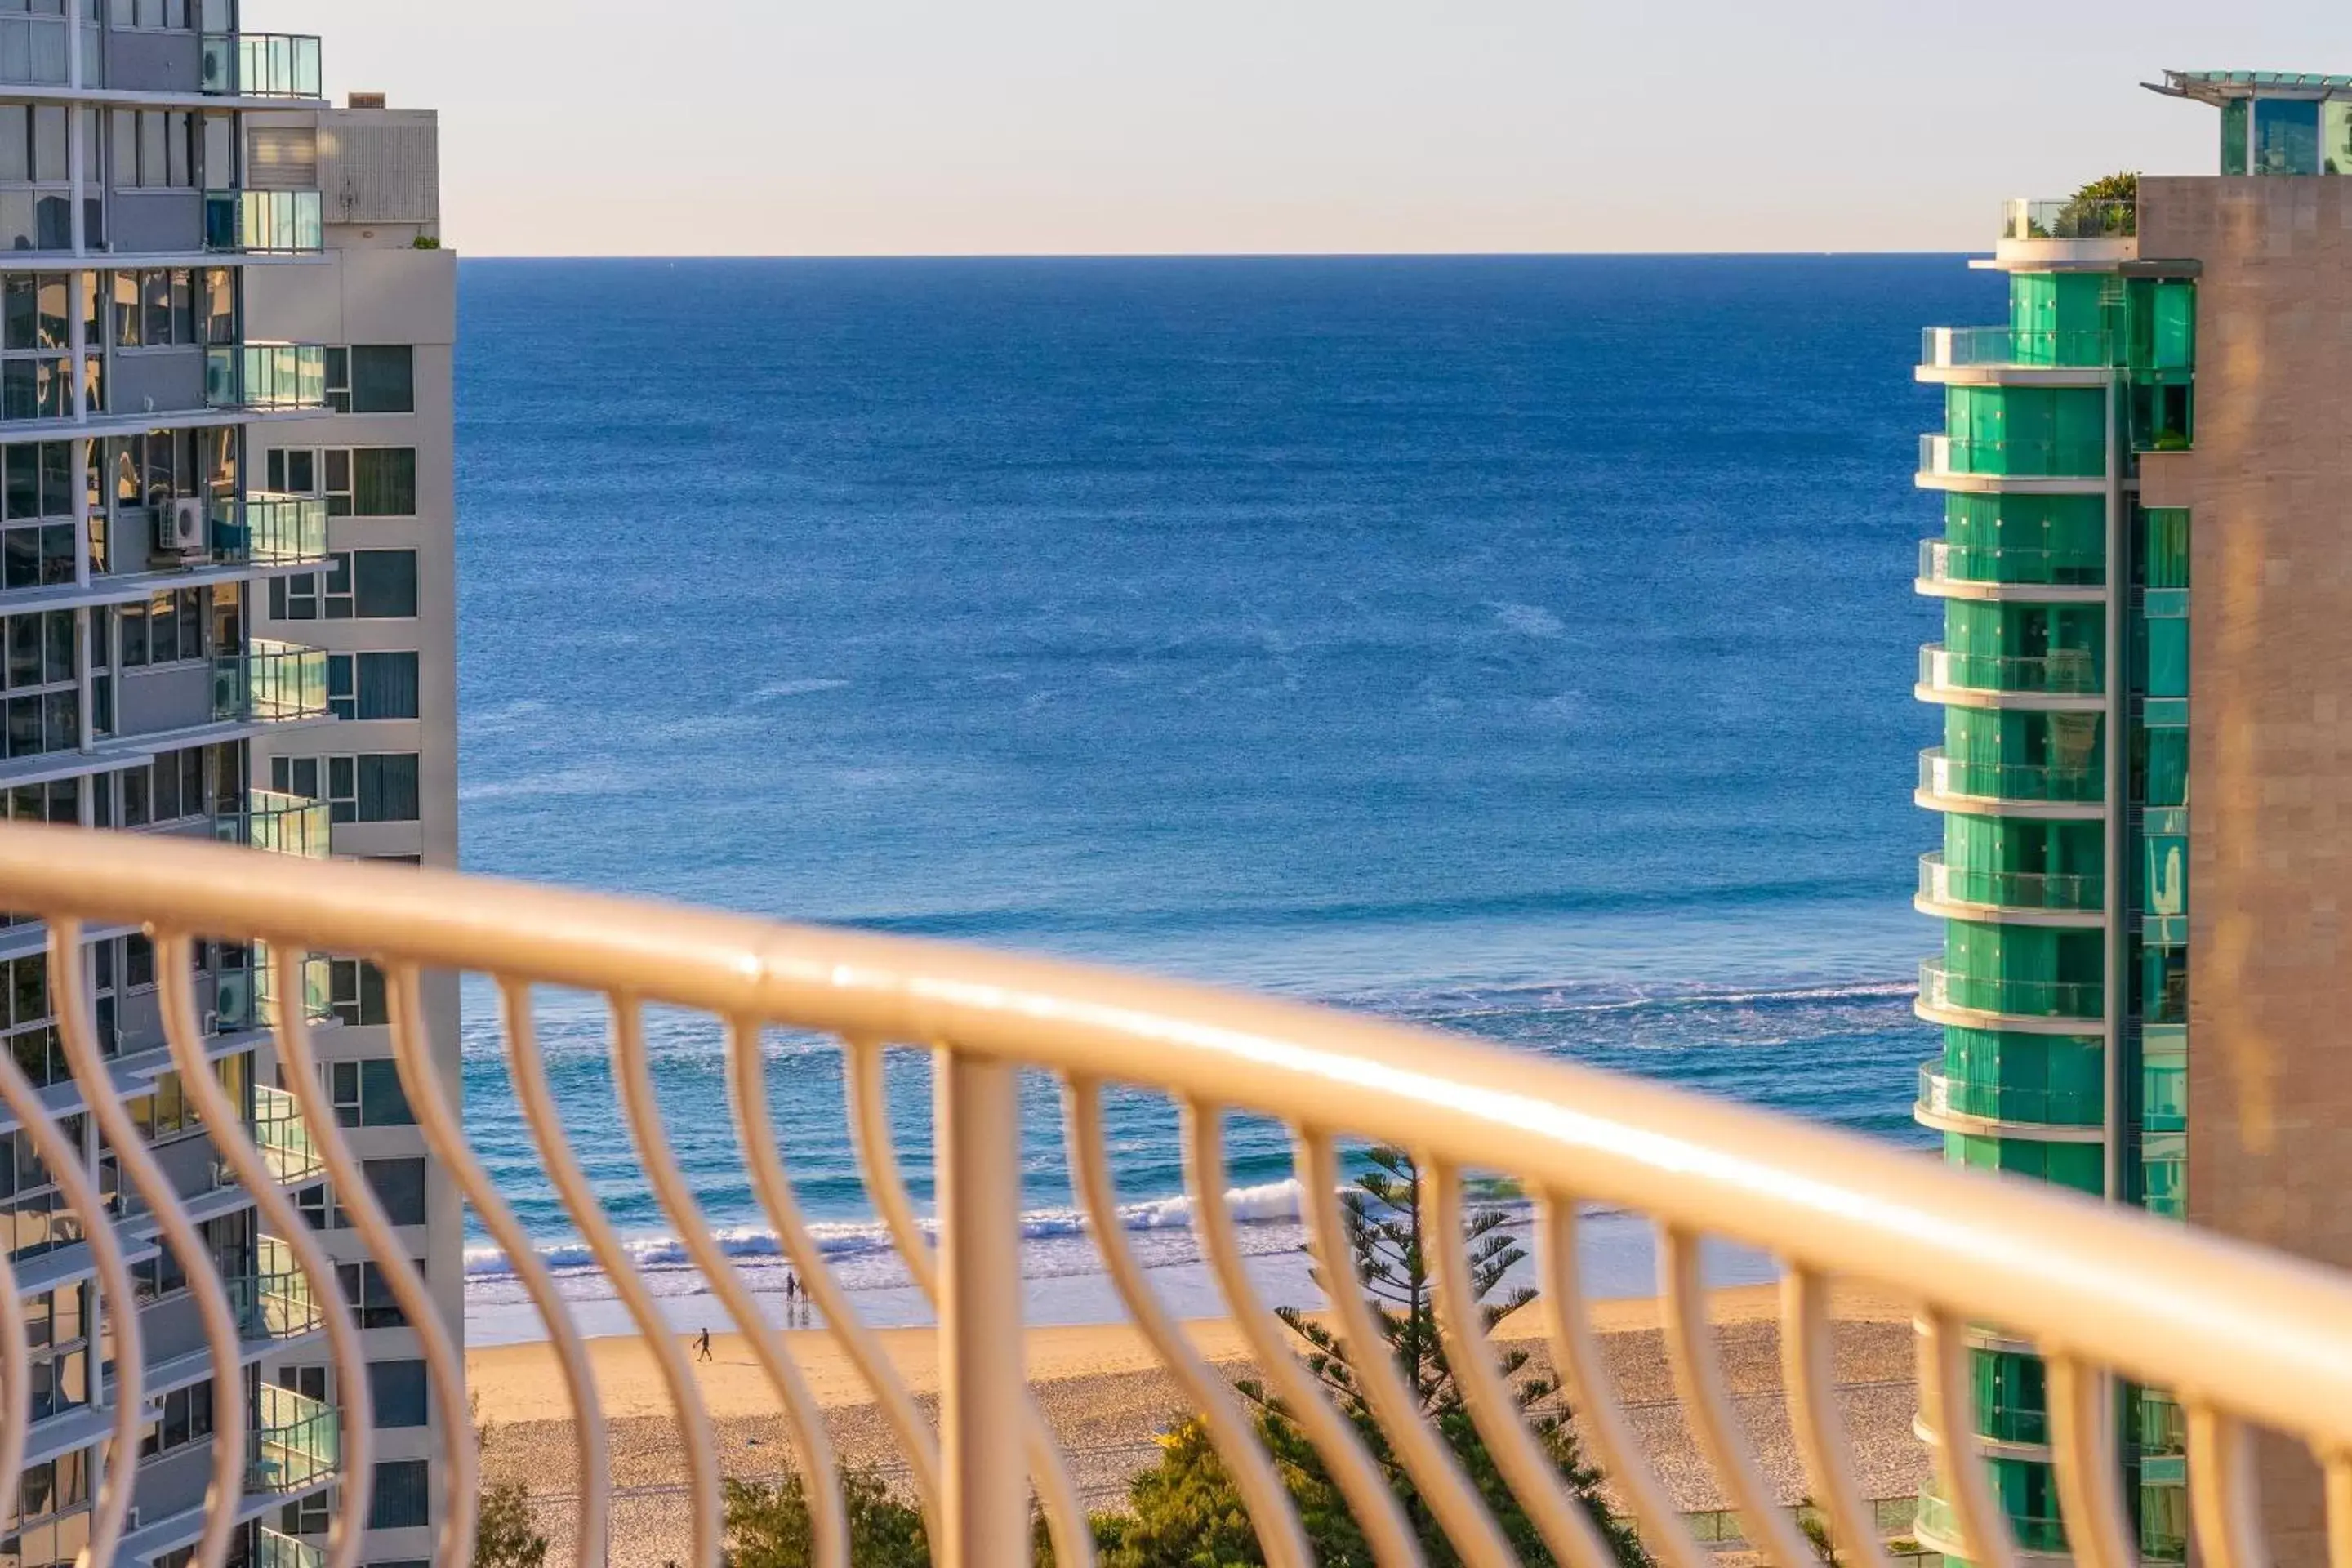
[{"left": 471, "top": 1281, "right": 1931, "bottom": 1565}]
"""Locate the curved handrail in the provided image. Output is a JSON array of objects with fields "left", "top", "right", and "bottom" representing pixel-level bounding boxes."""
[{"left": 7, "top": 823, "right": 2352, "bottom": 1566}]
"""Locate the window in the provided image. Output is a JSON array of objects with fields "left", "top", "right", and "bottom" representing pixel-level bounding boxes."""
[
  {"left": 0, "top": 270, "right": 95, "bottom": 419},
  {"left": 335, "top": 1259, "right": 417, "bottom": 1330},
  {"left": 328, "top": 959, "right": 388, "bottom": 1026},
  {"left": 109, "top": 0, "right": 194, "bottom": 28},
  {"left": 119, "top": 587, "right": 210, "bottom": 669},
  {"left": 368, "top": 1459, "right": 430, "bottom": 1531},
  {"left": 327, "top": 651, "right": 419, "bottom": 721},
  {"left": 0, "top": 609, "right": 76, "bottom": 760},
  {"left": 0, "top": 954, "right": 59, "bottom": 1093},
  {"left": 368, "top": 1358, "right": 429, "bottom": 1428},
  {"left": 270, "top": 550, "right": 416, "bottom": 622},
  {"left": 138, "top": 1380, "right": 214, "bottom": 1459},
  {"left": 108, "top": 109, "right": 194, "bottom": 189},
  {"left": 327, "top": 1058, "right": 413, "bottom": 1127},
  {"left": 344, "top": 346, "right": 414, "bottom": 414},
  {"left": 9, "top": 1452, "right": 89, "bottom": 1531},
  {"left": 109, "top": 268, "right": 199, "bottom": 350},
  {"left": 0, "top": 441, "right": 79, "bottom": 588},
  {"left": 280, "top": 1489, "right": 330, "bottom": 1539},
  {"left": 351, "top": 448, "right": 416, "bottom": 516},
  {"left": 0, "top": 105, "right": 85, "bottom": 251},
  {"left": 273, "top": 1363, "right": 328, "bottom": 1402},
  {"left": 355, "top": 754, "right": 419, "bottom": 822},
  {"left": 364, "top": 1159, "right": 427, "bottom": 1227}
]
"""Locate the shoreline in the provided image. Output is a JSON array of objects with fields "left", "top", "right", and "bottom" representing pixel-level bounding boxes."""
[{"left": 472, "top": 1280, "right": 1931, "bottom": 1562}]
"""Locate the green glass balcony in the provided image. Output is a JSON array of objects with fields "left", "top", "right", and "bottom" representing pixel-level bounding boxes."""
[
  {"left": 1921, "top": 433, "right": 2109, "bottom": 481},
  {"left": 1918, "top": 853, "right": 2102, "bottom": 914},
  {"left": 1922, "top": 326, "right": 2118, "bottom": 371},
  {"left": 214, "top": 946, "right": 335, "bottom": 1033},
  {"left": 229, "top": 1236, "right": 323, "bottom": 1342},
  {"left": 210, "top": 492, "right": 330, "bottom": 568},
  {"left": 214, "top": 639, "right": 330, "bottom": 726},
  {"left": 1918, "top": 961, "right": 2103, "bottom": 1024},
  {"left": 252, "top": 1085, "right": 325, "bottom": 1185},
  {"left": 257, "top": 1527, "right": 325, "bottom": 1568},
  {"left": 248, "top": 1383, "right": 339, "bottom": 1495},
  {"left": 205, "top": 189, "right": 324, "bottom": 256},
  {"left": 207, "top": 345, "right": 329, "bottom": 412},
  {"left": 200, "top": 33, "right": 324, "bottom": 99},
  {"left": 1920, "top": 644, "right": 2101, "bottom": 698},
  {"left": 1918, "top": 1062, "right": 2103, "bottom": 1129},
  {"left": 1918, "top": 749, "right": 2105, "bottom": 808},
  {"left": 2003, "top": 198, "right": 2136, "bottom": 240},
  {"left": 1916, "top": 1490, "right": 2069, "bottom": 1556},
  {"left": 1919, "top": 541, "right": 2107, "bottom": 590},
  {"left": 216, "top": 789, "right": 330, "bottom": 860}
]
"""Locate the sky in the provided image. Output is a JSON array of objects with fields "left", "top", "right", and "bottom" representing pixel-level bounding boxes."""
[{"left": 250, "top": 0, "right": 2345, "bottom": 258}]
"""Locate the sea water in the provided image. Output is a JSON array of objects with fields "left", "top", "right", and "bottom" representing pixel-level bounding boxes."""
[{"left": 451, "top": 256, "right": 2000, "bottom": 1338}]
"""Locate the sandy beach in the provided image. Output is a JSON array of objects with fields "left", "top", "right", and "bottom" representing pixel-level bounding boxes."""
[{"left": 472, "top": 1281, "right": 1931, "bottom": 1565}]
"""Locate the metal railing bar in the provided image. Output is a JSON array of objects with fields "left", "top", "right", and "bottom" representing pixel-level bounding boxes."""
[
  {"left": 1777, "top": 1267, "right": 1895, "bottom": 1568},
  {"left": 1918, "top": 1309, "right": 2022, "bottom": 1568},
  {"left": 2044, "top": 1354, "right": 2135, "bottom": 1568}
]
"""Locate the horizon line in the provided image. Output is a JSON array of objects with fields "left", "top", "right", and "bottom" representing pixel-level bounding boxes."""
[{"left": 451, "top": 247, "right": 1987, "bottom": 263}]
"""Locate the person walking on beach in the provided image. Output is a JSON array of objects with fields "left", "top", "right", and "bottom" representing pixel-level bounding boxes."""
[
  {"left": 695, "top": 1326, "right": 711, "bottom": 1362},
  {"left": 786, "top": 1270, "right": 800, "bottom": 1322}
]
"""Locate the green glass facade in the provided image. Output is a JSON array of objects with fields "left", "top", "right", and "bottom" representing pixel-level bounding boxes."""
[{"left": 1915, "top": 258, "right": 2194, "bottom": 1562}]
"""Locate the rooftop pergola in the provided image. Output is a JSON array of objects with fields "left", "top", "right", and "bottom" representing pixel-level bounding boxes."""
[{"left": 2146, "top": 69, "right": 2352, "bottom": 104}]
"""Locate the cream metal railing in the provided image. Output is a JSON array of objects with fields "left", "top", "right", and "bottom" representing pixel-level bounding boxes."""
[{"left": 3, "top": 824, "right": 2352, "bottom": 1568}]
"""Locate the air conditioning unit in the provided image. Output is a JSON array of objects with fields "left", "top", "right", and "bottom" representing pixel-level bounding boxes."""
[{"left": 154, "top": 497, "right": 207, "bottom": 557}]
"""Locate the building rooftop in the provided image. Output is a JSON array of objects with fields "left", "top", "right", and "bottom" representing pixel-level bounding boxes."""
[{"left": 2148, "top": 69, "right": 2352, "bottom": 104}]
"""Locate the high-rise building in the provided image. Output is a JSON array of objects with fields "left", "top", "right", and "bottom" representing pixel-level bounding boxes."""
[
  {"left": 1913, "top": 68, "right": 2352, "bottom": 1568},
  {"left": 243, "top": 92, "right": 458, "bottom": 1568},
  {"left": 0, "top": 10, "right": 455, "bottom": 1566}
]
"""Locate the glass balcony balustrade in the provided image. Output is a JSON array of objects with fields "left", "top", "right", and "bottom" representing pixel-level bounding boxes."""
[
  {"left": 210, "top": 492, "right": 331, "bottom": 569},
  {"left": 1918, "top": 540, "right": 2107, "bottom": 590},
  {"left": 1918, "top": 749, "right": 2105, "bottom": 807},
  {"left": 216, "top": 789, "right": 331, "bottom": 860},
  {"left": 213, "top": 639, "right": 330, "bottom": 726},
  {"left": 2003, "top": 198, "right": 2136, "bottom": 241},
  {"left": 1918, "top": 960, "right": 2104, "bottom": 1023},
  {"left": 229, "top": 1236, "right": 323, "bottom": 1342},
  {"left": 252, "top": 1084, "right": 324, "bottom": 1185},
  {"left": 1920, "top": 433, "right": 2109, "bottom": 481},
  {"left": 256, "top": 1527, "right": 325, "bottom": 1568},
  {"left": 1918, "top": 1062, "right": 2103, "bottom": 1129},
  {"left": 200, "top": 33, "right": 324, "bottom": 99},
  {"left": 1918, "top": 853, "right": 2102, "bottom": 914},
  {"left": 247, "top": 1383, "right": 339, "bottom": 1496},
  {"left": 204, "top": 190, "right": 324, "bottom": 256},
  {"left": 207, "top": 345, "right": 329, "bottom": 413},
  {"left": 1917, "top": 1490, "right": 2070, "bottom": 1556},
  {"left": 213, "top": 944, "right": 334, "bottom": 1034},
  {"left": 1919, "top": 644, "right": 2102, "bottom": 698},
  {"left": 1921, "top": 326, "right": 2118, "bottom": 371}
]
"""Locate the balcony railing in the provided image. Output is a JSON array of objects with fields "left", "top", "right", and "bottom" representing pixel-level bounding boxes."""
[
  {"left": 1918, "top": 747, "right": 2105, "bottom": 807},
  {"left": 2, "top": 826, "right": 2352, "bottom": 1568},
  {"left": 1917, "top": 1062, "right": 2103, "bottom": 1129},
  {"left": 252, "top": 1083, "right": 325, "bottom": 1185},
  {"left": 229, "top": 1239, "right": 325, "bottom": 1343},
  {"left": 1917, "top": 852, "right": 2102, "bottom": 914},
  {"left": 2002, "top": 198, "right": 2137, "bottom": 241},
  {"left": 216, "top": 789, "right": 331, "bottom": 860},
  {"left": 1918, "top": 540, "right": 2107, "bottom": 590},
  {"left": 209, "top": 492, "right": 331, "bottom": 569},
  {"left": 200, "top": 33, "right": 324, "bottom": 100},
  {"left": 1918, "top": 644, "right": 2101, "bottom": 698},
  {"left": 1919, "top": 433, "right": 2109, "bottom": 482},
  {"left": 1920, "top": 326, "right": 2118, "bottom": 371},
  {"left": 1918, "top": 960, "right": 2104, "bottom": 1024},
  {"left": 249, "top": 1383, "right": 340, "bottom": 1495},
  {"left": 212, "top": 944, "right": 335, "bottom": 1034},
  {"left": 204, "top": 189, "right": 324, "bottom": 256},
  {"left": 207, "top": 345, "right": 329, "bottom": 413},
  {"left": 256, "top": 1526, "right": 325, "bottom": 1568},
  {"left": 1918, "top": 1490, "right": 2071, "bottom": 1557},
  {"left": 213, "top": 639, "right": 330, "bottom": 726}
]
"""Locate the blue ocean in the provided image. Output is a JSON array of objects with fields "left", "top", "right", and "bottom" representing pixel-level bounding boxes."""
[{"left": 451, "top": 256, "right": 2001, "bottom": 1330}]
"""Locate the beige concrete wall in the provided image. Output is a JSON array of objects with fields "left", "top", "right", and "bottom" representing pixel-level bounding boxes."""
[{"left": 2137, "top": 174, "right": 2352, "bottom": 1568}]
